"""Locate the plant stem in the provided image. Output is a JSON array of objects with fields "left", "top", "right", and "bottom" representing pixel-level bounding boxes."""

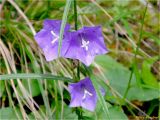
[
  {"left": 123, "top": 3, "right": 148, "bottom": 99},
  {"left": 73, "top": 0, "right": 80, "bottom": 80},
  {"left": 73, "top": 0, "right": 83, "bottom": 119},
  {"left": 74, "top": 0, "right": 78, "bottom": 31}
]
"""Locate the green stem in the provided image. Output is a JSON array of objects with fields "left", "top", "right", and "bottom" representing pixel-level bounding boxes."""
[
  {"left": 73, "top": 0, "right": 80, "bottom": 80},
  {"left": 123, "top": 3, "right": 148, "bottom": 99},
  {"left": 74, "top": 0, "right": 78, "bottom": 31},
  {"left": 73, "top": 0, "right": 83, "bottom": 119}
]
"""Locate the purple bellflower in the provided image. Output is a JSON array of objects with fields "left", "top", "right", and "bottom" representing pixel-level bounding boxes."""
[
  {"left": 65, "top": 26, "right": 108, "bottom": 66},
  {"left": 34, "top": 19, "right": 71, "bottom": 61},
  {"left": 68, "top": 77, "right": 105, "bottom": 111}
]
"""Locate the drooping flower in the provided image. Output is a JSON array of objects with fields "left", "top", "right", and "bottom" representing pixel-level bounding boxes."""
[
  {"left": 34, "top": 19, "right": 71, "bottom": 61},
  {"left": 65, "top": 26, "right": 108, "bottom": 66},
  {"left": 68, "top": 77, "right": 105, "bottom": 111}
]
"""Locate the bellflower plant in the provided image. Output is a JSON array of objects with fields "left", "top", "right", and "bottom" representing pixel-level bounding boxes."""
[
  {"left": 34, "top": 19, "right": 71, "bottom": 61},
  {"left": 65, "top": 26, "right": 108, "bottom": 66},
  {"left": 68, "top": 77, "right": 105, "bottom": 111},
  {"left": 34, "top": 19, "right": 108, "bottom": 112}
]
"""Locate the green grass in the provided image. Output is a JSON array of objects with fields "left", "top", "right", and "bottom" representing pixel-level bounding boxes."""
[{"left": 0, "top": 0, "right": 159, "bottom": 119}]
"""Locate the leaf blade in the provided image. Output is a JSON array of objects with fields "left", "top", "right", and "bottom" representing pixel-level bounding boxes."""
[
  {"left": 58, "top": 0, "right": 72, "bottom": 56},
  {"left": 0, "top": 73, "right": 73, "bottom": 82}
]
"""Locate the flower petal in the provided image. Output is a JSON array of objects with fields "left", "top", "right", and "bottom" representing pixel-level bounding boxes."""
[
  {"left": 81, "top": 95, "right": 97, "bottom": 111},
  {"left": 68, "top": 83, "right": 84, "bottom": 107},
  {"left": 43, "top": 19, "right": 70, "bottom": 32}
]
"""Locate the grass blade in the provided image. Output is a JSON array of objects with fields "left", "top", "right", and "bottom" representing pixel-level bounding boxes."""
[
  {"left": 0, "top": 73, "right": 73, "bottom": 82},
  {"left": 58, "top": 0, "right": 72, "bottom": 56},
  {"left": 90, "top": 75, "right": 110, "bottom": 120}
]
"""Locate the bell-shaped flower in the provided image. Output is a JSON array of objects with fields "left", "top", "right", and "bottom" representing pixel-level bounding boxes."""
[
  {"left": 65, "top": 26, "right": 108, "bottom": 66},
  {"left": 34, "top": 19, "right": 71, "bottom": 61},
  {"left": 68, "top": 77, "right": 105, "bottom": 111}
]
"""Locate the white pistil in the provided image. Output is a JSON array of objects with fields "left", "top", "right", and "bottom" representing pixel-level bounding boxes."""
[
  {"left": 81, "top": 39, "right": 89, "bottom": 51},
  {"left": 50, "top": 30, "right": 59, "bottom": 44},
  {"left": 82, "top": 89, "right": 93, "bottom": 100}
]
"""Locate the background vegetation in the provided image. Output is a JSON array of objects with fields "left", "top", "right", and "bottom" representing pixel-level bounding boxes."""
[{"left": 0, "top": 0, "right": 159, "bottom": 119}]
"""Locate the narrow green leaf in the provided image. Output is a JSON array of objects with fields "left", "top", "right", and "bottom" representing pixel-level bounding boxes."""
[
  {"left": 58, "top": 0, "right": 72, "bottom": 56},
  {"left": 0, "top": 73, "right": 73, "bottom": 82},
  {"left": 90, "top": 75, "right": 110, "bottom": 120},
  {"left": 0, "top": 81, "right": 5, "bottom": 97}
]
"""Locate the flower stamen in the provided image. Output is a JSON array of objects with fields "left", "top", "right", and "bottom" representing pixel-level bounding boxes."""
[
  {"left": 82, "top": 89, "right": 93, "bottom": 100},
  {"left": 51, "top": 30, "right": 59, "bottom": 44},
  {"left": 81, "top": 39, "right": 89, "bottom": 51}
]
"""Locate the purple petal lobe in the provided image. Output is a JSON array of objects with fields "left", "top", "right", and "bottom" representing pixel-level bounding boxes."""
[
  {"left": 43, "top": 19, "right": 70, "bottom": 32},
  {"left": 68, "top": 84, "right": 83, "bottom": 107}
]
